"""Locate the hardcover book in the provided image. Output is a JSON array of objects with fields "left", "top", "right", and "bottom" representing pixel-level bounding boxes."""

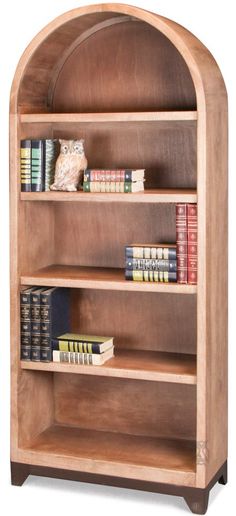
[
  {"left": 53, "top": 346, "right": 114, "bottom": 366},
  {"left": 83, "top": 180, "right": 144, "bottom": 193},
  {"left": 40, "top": 287, "right": 70, "bottom": 362},
  {"left": 125, "top": 258, "right": 177, "bottom": 272},
  {"left": 20, "top": 287, "right": 36, "bottom": 360},
  {"left": 187, "top": 204, "right": 198, "bottom": 284},
  {"left": 31, "top": 287, "right": 46, "bottom": 361},
  {"left": 125, "top": 244, "right": 176, "bottom": 260},
  {"left": 52, "top": 333, "right": 114, "bottom": 354},
  {"left": 31, "top": 140, "right": 44, "bottom": 192},
  {"left": 45, "top": 139, "right": 60, "bottom": 191},
  {"left": 125, "top": 270, "right": 177, "bottom": 282},
  {"left": 84, "top": 169, "right": 145, "bottom": 182},
  {"left": 176, "top": 204, "right": 188, "bottom": 284},
  {"left": 20, "top": 140, "right": 31, "bottom": 192}
]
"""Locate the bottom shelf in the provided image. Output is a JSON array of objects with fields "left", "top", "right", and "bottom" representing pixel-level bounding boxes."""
[{"left": 23, "top": 424, "right": 196, "bottom": 483}]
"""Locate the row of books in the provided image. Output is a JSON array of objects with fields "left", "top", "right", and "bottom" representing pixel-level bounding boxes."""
[
  {"left": 20, "top": 286, "right": 114, "bottom": 364},
  {"left": 125, "top": 244, "right": 177, "bottom": 283},
  {"left": 83, "top": 168, "right": 145, "bottom": 193},
  {"left": 20, "top": 139, "right": 60, "bottom": 192},
  {"left": 124, "top": 203, "right": 197, "bottom": 284}
]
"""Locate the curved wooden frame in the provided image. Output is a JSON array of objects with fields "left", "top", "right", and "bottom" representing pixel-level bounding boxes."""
[{"left": 10, "top": 2, "right": 227, "bottom": 505}]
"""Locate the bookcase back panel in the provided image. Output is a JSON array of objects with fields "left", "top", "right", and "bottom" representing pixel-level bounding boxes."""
[
  {"left": 70, "top": 289, "right": 196, "bottom": 354},
  {"left": 52, "top": 121, "right": 196, "bottom": 189},
  {"left": 55, "top": 203, "right": 176, "bottom": 268},
  {"left": 20, "top": 202, "right": 55, "bottom": 275},
  {"left": 18, "top": 371, "right": 54, "bottom": 448},
  {"left": 53, "top": 21, "right": 196, "bottom": 113},
  {"left": 54, "top": 374, "right": 196, "bottom": 440}
]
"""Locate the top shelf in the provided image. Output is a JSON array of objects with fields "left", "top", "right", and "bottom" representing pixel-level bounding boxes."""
[{"left": 20, "top": 111, "right": 198, "bottom": 123}]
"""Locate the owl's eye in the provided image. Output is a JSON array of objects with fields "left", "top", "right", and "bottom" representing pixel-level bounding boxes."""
[
  {"left": 74, "top": 145, "right": 79, "bottom": 151},
  {"left": 63, "top": 145, "right": 68, "bottom": 152}
]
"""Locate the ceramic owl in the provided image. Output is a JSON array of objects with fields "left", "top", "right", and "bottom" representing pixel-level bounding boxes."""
[{"left": 50, "top": 139, "right": 87, "bottom": 191}]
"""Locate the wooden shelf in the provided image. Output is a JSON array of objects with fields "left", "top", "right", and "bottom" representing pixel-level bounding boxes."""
[
  {"left": 21, "top": 265, "right": 197, "bottom": 293},
  {"left": 23, "top": 424, "right": 196, "bottom": 485},
  {"left": 20, "top": 189, "right": 197, "bottom": 203},
  {"left": 21, "top": 349, "right": 196, "bottom": 384},
  {"left": 20, "top": 111, "right": 197, "bottom": 123}
]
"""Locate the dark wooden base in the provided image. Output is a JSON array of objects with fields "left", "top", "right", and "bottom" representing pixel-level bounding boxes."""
[{"left": 11, "top": 460, "right": 227, "bottom": 514}]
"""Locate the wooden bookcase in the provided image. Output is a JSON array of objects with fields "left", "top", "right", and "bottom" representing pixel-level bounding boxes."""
[{"left": 10, "top": 4, "right": 228, "bottom": 514}]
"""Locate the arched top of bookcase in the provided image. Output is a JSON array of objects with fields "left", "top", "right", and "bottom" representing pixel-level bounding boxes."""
[{"left": 10, "top": 3, "right": 226, "bottom": 114}]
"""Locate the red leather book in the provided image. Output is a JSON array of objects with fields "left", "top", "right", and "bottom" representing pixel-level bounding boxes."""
[
  {"left": 187, "top": 204, "right": 198, "bottom": 284},
  {"left": 176, "top": 203, "right": 188, "bottom": 284}
]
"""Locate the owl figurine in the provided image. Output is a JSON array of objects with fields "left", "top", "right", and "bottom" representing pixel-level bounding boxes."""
[{"left": 50, "top": 139, "right": 87, "bottom": 191}]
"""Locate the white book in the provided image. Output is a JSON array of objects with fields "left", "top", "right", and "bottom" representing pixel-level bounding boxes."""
[{"left": 53, "top": 346, "right": 114, "bottom": 366}]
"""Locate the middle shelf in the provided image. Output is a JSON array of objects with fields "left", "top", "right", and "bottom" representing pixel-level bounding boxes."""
[
  {"left": 21, "top": 349, "right": 196, "bottom": 384},
  {"left": 21, "top": 265, "right": 197, "bottom": 293}
]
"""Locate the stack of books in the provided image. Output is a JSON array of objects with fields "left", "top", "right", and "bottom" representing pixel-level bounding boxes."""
[
  {"left": 20, "top": 139, "right": 60, "bottom": 192},
  {"left": 52, "top": 334, "right": 114, "bottom": 365},
  {"left": 20, "top": 287, "right": 70, "bottom": 362},
  {"left": 125, "top": 244, "right": 177, "bottom": 282},
  {"left": 83, "top": 169, "right": 145, "bottom": 193},
  {"left": 176, "top": 203, "right": 197, "bottom": 284}
]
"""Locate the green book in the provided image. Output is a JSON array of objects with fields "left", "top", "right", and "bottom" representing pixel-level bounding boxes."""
[
  {"left": 31, "top": 140, "right": 44, "bottom": 191},
  {"left": 83, "top": 181, "right": 144, "bottom": 193},
  {"left": 45, "top": 139, "right": 60, "bottom": 191}
]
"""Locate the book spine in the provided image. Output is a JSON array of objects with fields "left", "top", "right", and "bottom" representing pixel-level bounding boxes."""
[
  {"left": 176, "top": 204, "right": 188, "bottom": 284},
  {"left": 84, "top": 169, "right": 131, "bottom": 182},
  {"left": 31, "top": 291, "right": 41, "bottom": 361},
  {"left": 20, "top": 140, "right": 31, "bottom": 192},
  {"left": 187, "top": 204, "right": 198, "bottom": 284},
  {"left": 125, "top": 246, "right": 177, "bottom": 260},
  {"left": 83, "top": 181, "right": 136, "bottom": 193},
  {"left": 40, "top": 291, "right": 52, "bottom": 362},
  {"left": 20, "top": 291, "right": 31, "bottom": 360},
  {"left": 125, "top": 258, "right": 177, "bottom": 272},
  {"left": 53, "top": 350, "right": 100, "bottom": 365},
  {"left": 31, "top": 140, "right": 44, "bottom": 192},
  {"left": 45, "top": 139, "right": 60, "bottom": 191},
  {"left": 125, "top": 270, "right": 177, "bottom": 282},
  {"left": 52, "top": 339, "right": 102, "bottom": 354}
]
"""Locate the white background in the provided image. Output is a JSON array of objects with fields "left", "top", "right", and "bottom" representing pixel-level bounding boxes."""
[{"left": 0, "top": 0, "right": 235, "bottom": 514}]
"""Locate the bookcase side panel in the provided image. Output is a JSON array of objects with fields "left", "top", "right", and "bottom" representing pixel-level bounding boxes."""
[
  {"left": 10, "top": 113, "right": 21, "bottom": 460},
  {"left": 196, "top": 102, "right": 228, "bottom": 487}
]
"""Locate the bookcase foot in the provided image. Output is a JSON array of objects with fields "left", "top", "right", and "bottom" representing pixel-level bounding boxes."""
[
  {"left": 218, "top": 461, "right": 227, "bottom": 485},
  {"left": 11, "top": 462, "right": 29, "bottom": 486},
  {"left": 184, "top": 490, "right": 209, "bottom": 514}
]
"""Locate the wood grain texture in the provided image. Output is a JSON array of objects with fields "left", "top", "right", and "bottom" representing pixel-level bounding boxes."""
[
  {"left": 51, "top": 120, "right": 197, "bottom": 189},
  {"left": 20, "top": 349, "right": 197, "bottom": 384},
  {"left": 20, "top": 111, "right": 198, "bottom": 123},
  {"left": 18, "top": 371, "right": 54, "bottom": 448},
  {"left": 69, "top": 289, "right": 196, "bottom": 354},
  {"left": 27, "top": 424, "right": 196, "bottom": 471},
  {"left": 17, "top": 427, "right": 196, "bottom": 486},
  {"left": 53, "top": 202, "right": 176, "bottom": 268},
  {"left": 54, "top": 375, "right": 196, "bottom": 440},
  {"left": 10, "top": 2, "right": 228, "bottom": 492},
  {"left": 52, "top": 20, "right": 196, "bottom": 113},
  {"left": 20, "top": 189, "right": 197, "bottom": 203},
  {"left": 21, "top": 264, "right": 197, "bottom": 294}
]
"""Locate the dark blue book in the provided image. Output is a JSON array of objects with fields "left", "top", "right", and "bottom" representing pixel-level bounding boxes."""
[
  {"left": 40, "top": 287, "right": 70, "bottom": 362},
  {"left": 125, "top": 258, "right": 177, "bottom": 272}
]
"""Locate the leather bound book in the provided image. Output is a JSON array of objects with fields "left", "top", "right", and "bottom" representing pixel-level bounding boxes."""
[
  {"left": 176, "top": 203, "right": 188, "bottom": 284},
  {"left": 187, "top": 203, "right": 198, "bottom": 285},
  {"left": 40, "top": 287, "right": 70, "bottom": 362}
]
